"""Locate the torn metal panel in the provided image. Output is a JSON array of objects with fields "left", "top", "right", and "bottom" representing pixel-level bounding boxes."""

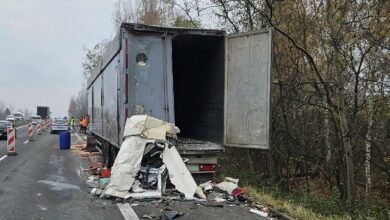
[
  {"left": 128, "top": 191, "right": 162, "bottom": 199},
  {"left": 163, "top": 145, "right": 197, "bottom": 199},
  {"left": 102, "top": 136, "right": 154, "bottom": 199},
  {"left": 129, "top": 165, "right": 168, "bottom": 199},
  {"left": 124, "top": 115, "right": 180, "bottom": 140},
  {"left": 131, "top": 180, "right": 147, "bottom": 193}
]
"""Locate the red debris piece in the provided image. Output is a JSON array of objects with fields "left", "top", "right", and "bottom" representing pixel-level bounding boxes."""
[
  {"left": 100, "top": 168, "right": 111, "bottom": 178},
  {"left": 232, "top": 188, "right": 247, "bottom": 197}
]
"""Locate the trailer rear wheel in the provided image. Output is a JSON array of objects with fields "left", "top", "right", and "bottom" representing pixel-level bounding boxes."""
[
  {"left": 108, "top": 145, "right": 118, "bottom": 168},
  {"left": 102, "top": 142, "right": 110, "bottom": 168}
]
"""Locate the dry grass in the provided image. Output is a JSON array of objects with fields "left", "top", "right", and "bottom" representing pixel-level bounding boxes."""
[{"left": 247, "top": 187, "right": 349, "bottom": 220}]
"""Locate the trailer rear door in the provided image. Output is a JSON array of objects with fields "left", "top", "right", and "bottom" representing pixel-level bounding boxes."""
[{"left": 224, "top": 29, "right": 273, "bottom": 149}]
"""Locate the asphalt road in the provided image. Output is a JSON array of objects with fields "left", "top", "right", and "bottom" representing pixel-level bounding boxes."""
[
  {"left": 0, "top": 126, "right": 268, "bottom": 220},
  {"left": 0, "top": 126, "right": 123, "bottom": 220}
]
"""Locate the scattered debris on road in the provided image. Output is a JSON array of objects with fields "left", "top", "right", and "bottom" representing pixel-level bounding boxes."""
[
  {"left": 77, "top": 116, "right": 277, "bottom": 219},
  {"left": 215, "top": 177, "right": 239, "bottom": 195},
  {"left": 142, "top": 214, "right": 154, "bottom": 219},
  {"left": 250, "top": 208, "right": 269, "bottom": 217},
  {"left": 161, "top": 208, "right": 184, "bottom": 220},
  {"left": 97, "top": 115, "right": 198, "bottom": 200}
]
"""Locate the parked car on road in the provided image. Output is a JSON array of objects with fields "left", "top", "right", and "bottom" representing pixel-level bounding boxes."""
[
  {"left": 31, "top": 115, "right": 42, "bottom": 125},
  {"left": 50, "top": 118, "right": 69, "bottom": 134},
  {"left": 0, "top": 120, "right": 16, "bottom": 140},
  {"left": 13, "top": 112, "right": 24, "bottom": 121},
  {"left": 6, "top": 115, "right": 15, "bottom": 122}
]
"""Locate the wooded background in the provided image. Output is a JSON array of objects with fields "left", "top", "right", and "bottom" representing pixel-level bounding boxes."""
[{"left": 78, "top": 0, "right": 390, "bottom": 209}]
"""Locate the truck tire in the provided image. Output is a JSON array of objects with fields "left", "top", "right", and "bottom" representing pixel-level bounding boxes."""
[
  {"left": 108, "top": 146, "right": 118, "bottom": 168},
  {"left": 102, "top": 142, "right": 110, "bottom": 168}
]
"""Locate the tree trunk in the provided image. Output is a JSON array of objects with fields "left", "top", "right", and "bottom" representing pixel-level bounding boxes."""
[
  {"left": 247, "top": 150, "right": 255, "bottom": 172},
  {"left": 338, "top": 106, "right": 356, "bottom": 202},
  {"left": 327, "top": 0, "right": 355, "bottom": 202},
  {"left": 325, "top": 111, "right": 331, "bottom": 163},
  {"left": 324, "top": 99, "right": 333, "bottom": 191},
  {"left": 365, "top": 74, "right": 374, "bottom": 199}
]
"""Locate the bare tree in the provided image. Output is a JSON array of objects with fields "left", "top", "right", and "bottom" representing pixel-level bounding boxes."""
[
  {"left": 197, "top": 0, "right": 390, "bottom": 206},
  {"left": 0, "top": 100, "right": 6, "bottom": 119},
  {"left": 68, "top": 88, "right": 88, "bottom": 119},
  {"left": 81, "top": 40, "right": 109, "bottom": 80},
  {"left": 112, "top": 0, "right": 139, "bottom": 29},
  {"left": 112, "top": 0, "right": 176, "bottom": 27}
]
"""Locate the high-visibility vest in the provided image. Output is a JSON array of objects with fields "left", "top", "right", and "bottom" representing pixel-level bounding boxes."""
[{"left": 81, "top": 119, "right": 87, "bottom": 127}]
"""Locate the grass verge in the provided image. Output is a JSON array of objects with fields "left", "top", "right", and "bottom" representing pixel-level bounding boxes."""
[
  {"left": 247, "top": 186, "right": 346, "bottom": 220},
  {"left": 216, "top": 171, "right": 389, "bottom": 219}
]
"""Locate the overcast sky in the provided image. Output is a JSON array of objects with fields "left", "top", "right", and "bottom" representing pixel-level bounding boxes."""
[{"left": 0, "top": 0, "right": 116, "bottom": 117}]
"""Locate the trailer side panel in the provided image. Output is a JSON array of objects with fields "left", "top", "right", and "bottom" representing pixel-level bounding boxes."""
[
  {"left": 91, "top": 75, "right": 103, "bottom": 137},
  {"left": 102, "top": 56, "right": 120, "bottom": 146}
]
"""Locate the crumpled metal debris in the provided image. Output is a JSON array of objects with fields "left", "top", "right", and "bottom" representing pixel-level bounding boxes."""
[
  {"left": 215, "top": 181, "right": 238, "bottom": 195},
  {"left": 89, "top": 116, "right": 250, "bottom": 205},
  {"left": 214, "top": 177, "right": 239, "bottom": 195},
  {"left": 86, "top": 176, "right": 100, "bottom": 188},
  {"left": 131, "top": 180, "right": 146, "bottom": 193},
  {"left": 142, "top": 214, "right": 155, "bottom": 219},
  {"left": 129, "top": 164, "right": 168, "bottom": 199},
  {"left": 123, "top": 115, "right": 180, "bottom": 140},
  {"left": 160, "top": 209, "right": 184, "bottom": 220},
  {"left": 101, "top": 116, "right": 196, "bottom": 200},
  {"left": 199, "top": 181, "right": 214, "bottom": 191},
  {"left": 195, "top": 186, "right": 207, "bottom": 199},
  {"left": 206, "top": 200, "right": 224, "bottom": 208}
]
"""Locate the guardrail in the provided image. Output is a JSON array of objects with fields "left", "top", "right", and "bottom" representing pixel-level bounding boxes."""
[{"left": 13, "top": 120, "right": 29, "bottom": 128}]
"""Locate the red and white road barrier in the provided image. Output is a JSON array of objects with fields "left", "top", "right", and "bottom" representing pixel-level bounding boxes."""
[
  {"left": 28, "top": 123, "right": 33, "bottom": 141},
  {"left": 44, "top": 119, "right": 52, "bottom": 130},
  {"left": 7, "top": 128, "right": 17, "bottom": 156},
  {"left": 37, "top": 122, "right": 42, "bottom": 135},
  {"left": 48, "top": 120, "right": 52, "bottom": 130},
  {"left": 42, "top": 120, "right": 47, "bottom": 131}
]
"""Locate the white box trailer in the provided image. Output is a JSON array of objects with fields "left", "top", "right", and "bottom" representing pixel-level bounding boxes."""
[{"left": 87, "top": 23, "right": 272, "bottom": 177}]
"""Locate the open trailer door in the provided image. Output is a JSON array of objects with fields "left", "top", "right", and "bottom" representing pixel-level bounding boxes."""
[{"left": 224, "top": 29, "right": 273, "bottom": 149}]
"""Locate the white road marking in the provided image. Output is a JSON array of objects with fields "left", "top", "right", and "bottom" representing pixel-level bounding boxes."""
[
  {"left": 38, "top": 180, "right": 80, "bottom": 191},
  {"left": 0, "top": 155, "right": 8, "bottom": 162},
  {"left": 38, "top": 205, "right": 48, "bottom": 211},
  {"left": 117, "top": 203, "right": 140, "bottom": 220}
]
